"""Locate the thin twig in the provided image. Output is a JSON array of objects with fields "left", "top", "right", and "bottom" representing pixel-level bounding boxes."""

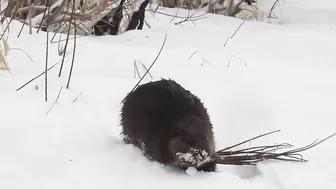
[
  {"left": 139, "top": 60, "right": 153, "bottom": 79},
  {"left": 72, "top": 92, "right": 83, "bottom": 103},
  {"left": 268, "top": 0, "right": 280, "bottom": 18},
  {"left": 51, "top": 22, "right": 67, "bottom": 42},
  {"left": 144, "top": 19, "right": 151, "bottom": 28},
  {"left": 174, "top": 8, "right": 208, "bottom": 25},
  {"left": 174, "top": 9, "right": 191, "bottom": 25},
  {"left": 187, "top": 51, "right": 211, "bottom": 66},
  {"left": 52, "top": 35, "right": 84, "bottom": 43},
  {"left": 0, "top": 16, "right": 14, "bottom": 41},
  {"left": 150, "top": 10, "right": 207, "bottom": 19},
  {"left": 45, "top": 30, "right": 49, "bottom": 101},
  {"left": 169, "top": 1, "right": 184, "bottom": 23},
  {"left": 227, "top": 55, "right": 247, "bottom": 67},
  {"left": 36, "top": 0, "right": 51, "bottom": 33},
  {"left": 50, "top": 4, "right": 70, "bottom": 43},
  {"left": 223, "top": 36, "right": 229, "bottom": 47},
  {"left": 217, "top": 130, "right": 281, "bottom": 153},
  {"left": 153, "top": 2, "right": 160, "bottom": 14},
  {"left": 46, "top": 86, "right": 63, "bottom": 115},
  {"left": 58, "top": 1, "right": 75, "bottom": 78},
  {"left": 121, "top": 33, "right": 168, "bottom": 103},
  {"left": 44, "top": 0, "right": 52, "bottom": 102},
  {"left": 210, "top": 131, "right": 336, "bottom": 166},
  {"left": 9, "top": 48, "right": 36, "bottom": 63},
  {"left": 17, "top": 0, "right": 35, "bottom": 38},
  {"left": 231, "top": 17, "right": 247, "bottom": 39},
  {"left": 66, "top": 0, "right": 77, "bottom": 89},
  {"left": 16, "top": 49, "right": 73, "bottom": 92}
]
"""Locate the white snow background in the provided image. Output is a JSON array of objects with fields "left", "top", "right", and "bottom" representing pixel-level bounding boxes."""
[{"left": 1, "top": 0, "right": 336, "bottom": 188}]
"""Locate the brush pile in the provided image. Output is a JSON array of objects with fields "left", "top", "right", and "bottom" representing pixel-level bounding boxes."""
[
  {"left": 0, "top": 0, "right": 143, "bottom": 36},
  {"left": 212, "top": 130, "right": 336, "bottom": 165},
  {"left": 178, "top": 130, "right": 336, "bottom": 167}
]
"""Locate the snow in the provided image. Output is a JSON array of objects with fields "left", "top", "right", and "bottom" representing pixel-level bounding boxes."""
[
  {"left": 186, "top": 167, "right": 198, "bottom": 176},
  {"left": 1, "top": 0, "right": 336, "bottom": 188}
]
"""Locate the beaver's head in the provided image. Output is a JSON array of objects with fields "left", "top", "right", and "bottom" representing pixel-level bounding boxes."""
[{"left": 168, "top": 116, "right": 216, "bottom": 171}]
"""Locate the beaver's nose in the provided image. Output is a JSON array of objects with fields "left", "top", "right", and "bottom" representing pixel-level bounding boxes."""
[{"left": 191, "top": 148, "right": 207, "bottom": 160}]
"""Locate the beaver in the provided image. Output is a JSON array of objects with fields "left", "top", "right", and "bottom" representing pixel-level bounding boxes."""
[{"left": 119, "top": 79, "right": 216, "bottom": 172}]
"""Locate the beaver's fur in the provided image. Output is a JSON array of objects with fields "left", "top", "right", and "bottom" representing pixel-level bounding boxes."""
[{"left": 120, "top": 79, "right": 216, "bottom": 172}]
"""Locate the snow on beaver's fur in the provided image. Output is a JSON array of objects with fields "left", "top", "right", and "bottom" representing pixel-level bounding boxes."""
[{"left": 120, "top": 79, "right": 216, "bottom": 172}]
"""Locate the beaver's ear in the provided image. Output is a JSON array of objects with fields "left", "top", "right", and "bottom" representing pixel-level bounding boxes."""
[{"left": 168, "top": 137, "right": 190, "bottom": 156}]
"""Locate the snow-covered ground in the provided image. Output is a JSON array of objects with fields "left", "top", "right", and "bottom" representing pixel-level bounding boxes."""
[{"left": 1, "top": 0, "right": 336, "bottom": 188}]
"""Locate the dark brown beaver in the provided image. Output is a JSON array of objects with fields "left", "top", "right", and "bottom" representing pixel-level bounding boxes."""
[{"left": 120, "top": 79, "right": 216, "bottom": 172}]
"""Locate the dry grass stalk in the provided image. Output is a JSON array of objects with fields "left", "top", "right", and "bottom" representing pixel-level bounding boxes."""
[
  {"left": 133, "top": 60, "right": 141, "bottom": 78},
  {"left": 134, "top": 59, "right": 154, "bottom": 79},
  {"left": 0, "top": 20, "right": 9, "bottom": 70},
  {"left": 0, "top": 18, "right": 36, "bottom": 70},
  {"left": 0, "top": 51, "right": 8, "bottom": 70},
  {"left": 0, "top": 41, "right": 9, "bottom": 70}
]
